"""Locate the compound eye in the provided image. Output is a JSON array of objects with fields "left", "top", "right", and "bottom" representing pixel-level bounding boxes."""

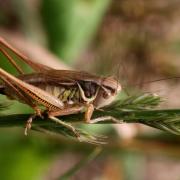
[{"left": 103, "top": 91, "right": 111, "bottom": 99}]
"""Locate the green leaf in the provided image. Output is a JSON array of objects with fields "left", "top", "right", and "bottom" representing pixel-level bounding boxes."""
[{"left": 41, "top": 0, "right": 110, "bottom": 63}]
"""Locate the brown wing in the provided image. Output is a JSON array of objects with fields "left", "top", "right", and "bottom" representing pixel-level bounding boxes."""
[
  {"left": 0, "top": 38, "right": 104, "bottom": 83},
  {"left": 17, "top": 70, "right": 103, "bottom": 86},
  {"left": 44, "top": 70, "right": 103, "bottom": 84}
]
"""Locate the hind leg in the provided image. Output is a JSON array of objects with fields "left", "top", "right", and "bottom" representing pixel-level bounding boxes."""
[
  {"left": 0, "top": 70, "right": 43, "bottom": 134},
  {"left": 24, "top": 107, "right": 43, "bottom": 135}
]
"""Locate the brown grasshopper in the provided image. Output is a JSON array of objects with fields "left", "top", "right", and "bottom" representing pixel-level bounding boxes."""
[{"left": 0, "top": 37, "right": 121, "bottom": 142}]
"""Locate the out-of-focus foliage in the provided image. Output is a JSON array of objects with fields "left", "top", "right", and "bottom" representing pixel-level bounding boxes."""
[
  {"left": 0, "top": 131, "right": 53, "bottom": 180},
  {"left": 41, "top": 0, "right": 110, "bottom": 63}
]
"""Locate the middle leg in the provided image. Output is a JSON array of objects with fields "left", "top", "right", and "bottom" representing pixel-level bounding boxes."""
[{"left": 47, "top": 106, "right": 85, "bottom": 139}]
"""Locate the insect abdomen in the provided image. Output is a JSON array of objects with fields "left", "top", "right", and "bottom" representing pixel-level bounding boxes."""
[{"left": 40, "top": 85, "right": 81, "bottom": 105}]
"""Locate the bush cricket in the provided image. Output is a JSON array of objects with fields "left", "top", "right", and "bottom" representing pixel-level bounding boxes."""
[{"left": 0, "top": 37, "right": 121, "bottom": 143}]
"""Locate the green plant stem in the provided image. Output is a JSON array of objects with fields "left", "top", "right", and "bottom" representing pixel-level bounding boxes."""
[
  {"left": 1, "top": 107, "right": 180, "bottom": 136},
  {"left": 1, "top": 93, "right": 180, "bottom": 142},
  {"left": 1, "top": 108, "right": 180, "bottom": 127}
]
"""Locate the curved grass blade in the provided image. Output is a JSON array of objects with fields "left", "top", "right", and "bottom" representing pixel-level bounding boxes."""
[
  {"left": 1, "top": 93, "right": 180, "bottom": 141},
  {"left": 59, "top": 147, "right": 102, "bottom": 179},
  {"left": 34, "top": 125, "right": 107, "bottom": 145}
]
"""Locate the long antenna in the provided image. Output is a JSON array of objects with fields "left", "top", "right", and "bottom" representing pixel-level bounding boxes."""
[
  {"left": 0, "top": 37, "right": 52, "bottom": 72},
  {"left": 133, "top": 77, "right": 180, "bottom": 86},
  {"left": 0, "top": 47, "right": 24, "bottom": 74}
]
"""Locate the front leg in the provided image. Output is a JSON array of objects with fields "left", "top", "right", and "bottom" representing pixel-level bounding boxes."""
[
  {"left": 48, "top": 116, "right": 80, "bottom": 139},
  {"left": 47, "top": 106, "right": 85, "bottom": 139},
  {"left": 85, "top": 104, "right": 94, "bottom": 123},
  {"left": 24, "top": 107, "right": 43, "bottom": 135},
  {"left": 85, "top": 104, "right": 121, "bottom": 124},
  {"left": 89, "top": 116, "right": 121, "bottom": 124}
]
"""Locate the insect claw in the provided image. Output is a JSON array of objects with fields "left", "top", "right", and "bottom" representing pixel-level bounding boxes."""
[
  {"left": 24, "top": 116, "right": 33, "bottom": 135},
  {"left": 64, "top": 124, "right": 81, "bottom": 139},
  {"left": 24, "top": 125, "right": 30, "bottom": 136},
  {"left": 24, "top": 113, "right": 38, "bottom": 135}
]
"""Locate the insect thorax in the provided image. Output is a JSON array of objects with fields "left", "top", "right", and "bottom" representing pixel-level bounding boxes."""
[{"left": 37, "top": 81, "right": 99, "bottom": 106}]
